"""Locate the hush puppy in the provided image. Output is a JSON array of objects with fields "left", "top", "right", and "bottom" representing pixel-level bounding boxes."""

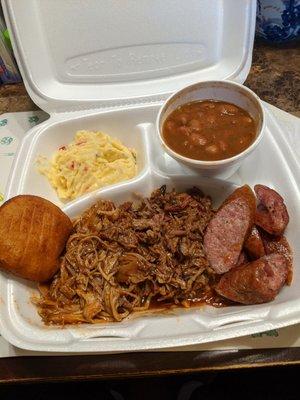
[{"left": 0, "top": 195, "right": 72, "bottom": 282}]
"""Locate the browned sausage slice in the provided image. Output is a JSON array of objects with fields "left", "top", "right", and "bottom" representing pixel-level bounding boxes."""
[
  {"left": 254, "top": 185, "right": 289, "bottom": 236},
  {"left": 236, "top": 251, "right": 249, "bottom": 266},
  {"left": 215, "top": 253, "right": 288, "bottom": 305},
  {"left": 244, "top": 225, "right": 265, "bottom": 260},
  {"left": 204, "top": 185, "right": 256, "bottom": 274},
  {"left": 262, "top": 233, "right": 293, "bottom": 285}
]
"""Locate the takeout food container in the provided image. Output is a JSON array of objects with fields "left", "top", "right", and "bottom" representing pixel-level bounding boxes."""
[
  {"left": 156, "top": 80, "right": 266, "bottom": 179},
  {"left": 0, "top": 0, "right": 299, "bottom": 353}
]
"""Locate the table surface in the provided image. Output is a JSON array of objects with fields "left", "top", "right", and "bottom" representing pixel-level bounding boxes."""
[{"left": 0, "top": 39, "right": 299, "bottom": 384}]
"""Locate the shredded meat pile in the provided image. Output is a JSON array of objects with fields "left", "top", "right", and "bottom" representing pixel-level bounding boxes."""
[{"left": 35, "top": 186, "right": 216, "bottom": 325}]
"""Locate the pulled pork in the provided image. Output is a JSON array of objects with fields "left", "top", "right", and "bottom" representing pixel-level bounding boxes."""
[{"left": 35, "top": 186, "right": 216, "bottom": 325}]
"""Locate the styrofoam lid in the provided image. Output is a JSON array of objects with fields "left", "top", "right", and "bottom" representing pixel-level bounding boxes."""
[{"left": 3, "top": 0, "right": 256, "bottom": 113}]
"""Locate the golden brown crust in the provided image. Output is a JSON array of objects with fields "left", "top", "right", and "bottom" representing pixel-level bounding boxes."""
[{"left": 0, "top": 195, "right": 72, "bottom": 282}]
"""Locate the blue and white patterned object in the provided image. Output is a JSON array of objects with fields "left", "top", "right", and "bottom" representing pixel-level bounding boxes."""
[{"left": 256, "top": 0, "right": 300, "bottom": 43}]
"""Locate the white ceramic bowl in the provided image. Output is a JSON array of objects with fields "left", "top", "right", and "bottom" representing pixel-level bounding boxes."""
[{"left": 156, "top": 80, "right": 265, "bottom": 179}]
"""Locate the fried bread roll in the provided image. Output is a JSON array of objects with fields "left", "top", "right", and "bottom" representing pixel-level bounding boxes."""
[{"left": 0, "top": 195, "right": 72, "bottom": 282}]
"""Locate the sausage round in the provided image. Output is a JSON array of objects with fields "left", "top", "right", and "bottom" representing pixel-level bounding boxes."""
[
  {"left": 262, "top": 233, "right": 293, "bottom": 285},
  {"left": 204, "top": 185, "right": 256, "bottom": 274},
  {"left": 215, "top": 253, "right": 288, "bottom": 305},
  {"left": 254, "top": 184, "right": 289, "bottom": 236},
  {"left": 236, "top": 251, "right": 249, "bottom": 266},
  {"left": 244, "top": 225, "right": 265, "bottom": 260}
]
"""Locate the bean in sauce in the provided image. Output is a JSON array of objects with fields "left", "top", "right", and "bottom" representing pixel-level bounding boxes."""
[{"left": 163, "top": 100, "right": 257, "bottom": 161}]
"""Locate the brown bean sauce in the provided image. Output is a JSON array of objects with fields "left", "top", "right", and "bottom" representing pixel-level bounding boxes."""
[{"left": 163, "top": 100, "right": 257, "bottom": 161}]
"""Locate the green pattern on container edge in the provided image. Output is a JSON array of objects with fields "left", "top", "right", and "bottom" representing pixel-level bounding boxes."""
[
  {"left": 0, "top": 136, "right": 13, "bottom": 145},
  {"left": 28, "top": 116, "right": 40, "bottom": 124}
]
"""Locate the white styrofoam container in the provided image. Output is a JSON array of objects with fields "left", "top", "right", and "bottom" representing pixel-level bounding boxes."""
[
  {"left": 1, "top": 0, "right": 299, "bottom": 353},
  {"left": 0, "top": 103, "right": 300, "bottom": 353}
]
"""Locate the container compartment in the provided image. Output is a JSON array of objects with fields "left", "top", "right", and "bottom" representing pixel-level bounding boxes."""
[
  {"left": 1, "top": 103, "right": 300, "bottom": 352},
  {"left": 8, "top": 105, "right": 159, "bottom": 207}
]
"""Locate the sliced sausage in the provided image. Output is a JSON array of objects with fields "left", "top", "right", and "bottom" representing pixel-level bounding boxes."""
[
  {"left": 254, "top": 184, "right": 289, "bottom": 236},
  {"left": 215, "top": 254, "right": 288, "bottom": 305},
  {"left": 262, "top": 233, "right": 293, "bottom": 285},
  {"left": 236, "top": 251, "right": 249, "bottom": 267},
  {"left": 204, "top": 185, "right": 256, "bottom": 274},
  {"left": 244, "top": 225, "right": 265, "bottom": 260}
]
